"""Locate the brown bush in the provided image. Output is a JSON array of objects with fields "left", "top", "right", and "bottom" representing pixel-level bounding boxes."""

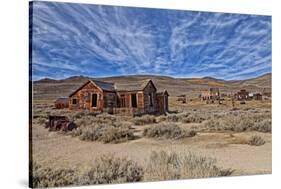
[
  {"left": 203, "top": 113, "right": 271, "bottom": 133},
  {"left": 79, "top": 155, "right": 143, "bottom": 184},
  {"left": 133, "top": 115, "right": 156, "bottom": 125},
  {"left": 79, "top": 123, "right": 134, "bottom": 143},
  {"left": 248, "top": 135, "right": 266, "bottom": 146},
  {"left": 145, "top": 150, "right": 233, "bottom": 181},
  {"left": 143, "top": 123, "right": 196, "bottom": 139},
  {"left": 31, "top": 161, "right": 78, "bottom": 188}
]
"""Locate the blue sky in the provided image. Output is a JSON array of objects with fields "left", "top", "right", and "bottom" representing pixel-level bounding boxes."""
[{"left": 31, "top": 1, "right": 272, "bottom": 81}]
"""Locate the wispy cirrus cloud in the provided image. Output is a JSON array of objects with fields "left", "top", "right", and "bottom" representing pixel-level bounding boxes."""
[{"left": 31, "top": 2, "right": 271, "bottom": 80}]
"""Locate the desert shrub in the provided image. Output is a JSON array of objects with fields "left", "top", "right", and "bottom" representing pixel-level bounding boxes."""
[
  {"left": 79, "top": 155, "right": 143, "bottom": 184},
  {"left": 166, "top": 112, "right": 189, "bottom": 122},
  {"left": 79, "top": 124, "right": 134, "bottom": 143},
  {"left": 145, "top": 151, "right": 232, "bottom": 181},
  {"left": 166, "top": 114, "right": 180, "bottom": 122},
  {"left": 157, "top": 115, "right": 167, "bottom": 122},
  {"left": 248, "top": 135, "right": 266, "bottom": 146},
  {"left": 31, "top": 162, "right": 78, "bottom": 188},
  {"left": 143, "top": 123, "right": 195, "bottom": 139},
  {"left": 253, "top": 119, "right": 271, "bottom": 133},
  {"left": 181, "top": 114, "right": 205, "bottom": 123},
  {"left": 133, "top": 115, "right": 156, "bottom": 125},
  {"left": 96, "top": 113, "right": 117, "bottom": 123},
  {"left": 186, "top": 130, "right": 197, "bottom": 137},
  {"left": 203, "top": 113, "right": 271, "bottom": 133}
]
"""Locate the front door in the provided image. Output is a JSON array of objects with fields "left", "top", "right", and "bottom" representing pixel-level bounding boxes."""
[{"left": 91, "top": 93, "right": 97, "bottom": 108}]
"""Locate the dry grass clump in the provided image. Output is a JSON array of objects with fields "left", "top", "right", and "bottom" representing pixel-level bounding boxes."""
[
  {"left": 181, "top": 114, "right": 205, "bottom": 123},
  {"left": 31, "top": 155, "right": 144, "bottom": 187},
  {"left": 79, "top": 155, "right": 143, "bottom": 185},
  {"left": 143, "top": 123, "right": 196, "bottom": 139},
  {"left": 253, "top": 119, "right": 271, "bottom": 133},
  {"left": 145, "top": 150, "right": 233, "bottom": 181},
  {"left": 163, "top": 112, "right": 206, "bottom": 124},
  {"left": 78, "top": 122, "right": 134, "bottom": 143},
  {"left": 133, "top": 115, "right": 156, "bottom": 125},
  {"left": 203, "top": 113, "right": 271, "bottom": 133},
  {"left": 248, "top": 135, "right": 266, "bottom": 146},
  {"left": 31, "top": 161, "right": 78, "bottom": 188}
]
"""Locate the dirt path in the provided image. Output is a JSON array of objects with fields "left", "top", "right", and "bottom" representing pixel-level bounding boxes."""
[{"left": 32, "top": 125, "right": 271, "bottom": 175}]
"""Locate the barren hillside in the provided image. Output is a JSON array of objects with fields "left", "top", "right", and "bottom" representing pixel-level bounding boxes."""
[{"left": 32, "top": 73, "right": 272, "bottom": 101}]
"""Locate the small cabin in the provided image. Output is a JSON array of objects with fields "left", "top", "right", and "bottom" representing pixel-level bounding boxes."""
[{"left": 235, "top": 89, "right": 250, "bottom": 101}]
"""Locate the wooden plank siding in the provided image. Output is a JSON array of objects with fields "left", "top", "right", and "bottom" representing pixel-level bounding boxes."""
[{"left": 69, "top": 82, "right": 105, "bottom": 112}]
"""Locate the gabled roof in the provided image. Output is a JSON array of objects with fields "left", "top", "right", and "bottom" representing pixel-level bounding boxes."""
[
  {"left": 69, "top": 79, "right": 158, "bottom": 97},
  {"left": 69, "top": 80, "right": 115, "bottom": 97},
  {"left": 157, "top": 90, "right": 169, "bottom": 96},
  {"left": 114, "top": 79, "right": 156, "bottom": 91}
]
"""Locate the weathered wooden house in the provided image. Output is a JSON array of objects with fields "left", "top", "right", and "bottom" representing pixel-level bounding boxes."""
[
  {"left": 68, "top": 79, "right": 168, "bottom": 115},
  {"left": 235, "top": 89, "right": 250, "bottom": 100},
  {"left": 200, "top": 88, "right": 220, "bottom": 101},
  {"left": 54, "top": 97, "right": 69, "bottom": 109}
]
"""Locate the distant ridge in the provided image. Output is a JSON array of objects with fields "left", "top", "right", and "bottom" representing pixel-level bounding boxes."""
[
  {"left": 35, "top": 72, "right": 271, "bottom": 83},
  {"left": 33, "top": 73, "right": 271, "bottom": 101}
]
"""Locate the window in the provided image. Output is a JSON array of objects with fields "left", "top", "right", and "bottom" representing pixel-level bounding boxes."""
[
  {"left": 131, "top": 94, "right": 137, "bottom": 108},
  {"left": 91, "top": 93, "right": 97, "bottom": 107},
  {"left": 72, "top": 98, "right": 77, "bottom": 105},
  {"left": 149, "top": 93, "right": 153, "bottom": 107},
  {"left": 120, "top": 94, "right": 126, "bottom": 107}
]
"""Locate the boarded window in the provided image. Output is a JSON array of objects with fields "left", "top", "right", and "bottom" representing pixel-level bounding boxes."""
[
  {"left": 91, "top": 94, "right": 97, "bottom": 107},
  {"left": 72, "top": 99, "right": 77, "bottom": 105},
  {"left": 131, "top": 94, "right": 137, "bottom": 108},
  {"left": 120, "top": 94, "right": 126, "bottom": 107},
  {"left": 149, "top": 93, "right": 153, "bottom": 107}
]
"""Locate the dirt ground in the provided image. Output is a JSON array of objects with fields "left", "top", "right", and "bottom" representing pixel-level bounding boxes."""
[{"left": 31, "top": 98, "right": 272, "bottom": 178}]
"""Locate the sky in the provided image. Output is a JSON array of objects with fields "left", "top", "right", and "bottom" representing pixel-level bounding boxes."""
[{"left": 30, "top": 1, "right": 272, "bottom": 81}]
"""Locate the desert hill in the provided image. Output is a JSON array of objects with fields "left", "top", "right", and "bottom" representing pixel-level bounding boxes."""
[{"left": 32, "top": 73, "right": 271, "bottom": 101}]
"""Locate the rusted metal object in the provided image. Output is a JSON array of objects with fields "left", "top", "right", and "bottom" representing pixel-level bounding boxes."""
[{"left": 46, "top": 115, "right": 77, "bottom": 131}]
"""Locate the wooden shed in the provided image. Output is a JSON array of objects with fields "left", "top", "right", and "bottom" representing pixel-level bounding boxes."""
[
  {"left": 235, "top": 89, "right": 250, "bottom": 101},
  {"left": 156, "top": 90, "right": 169, "bottom": 114}
]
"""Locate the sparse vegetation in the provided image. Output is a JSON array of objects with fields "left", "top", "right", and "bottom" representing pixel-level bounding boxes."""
[
  {"left": 145, "top": 150, "right": 233, "bottom": 181},
  {"left": 133, "top": 115, "right": 156, "bottom": 125},
  {"left": 248, "top": 135, "right": 266, "bottom": 146},
  {"left": 79, "top": 155, "right": 144, "bottom": 184},
  {"left": 78, "top": 123, "right": 134, "bottom": 143},
  {"left": 203, "top": 112, "right": 271, "bottom": 133},
  {"left": 31, "top": 161, "right": 78, "bottom": 188},
  {"left": 143, "top": 123, "right": 196, "bottom": 139}
]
